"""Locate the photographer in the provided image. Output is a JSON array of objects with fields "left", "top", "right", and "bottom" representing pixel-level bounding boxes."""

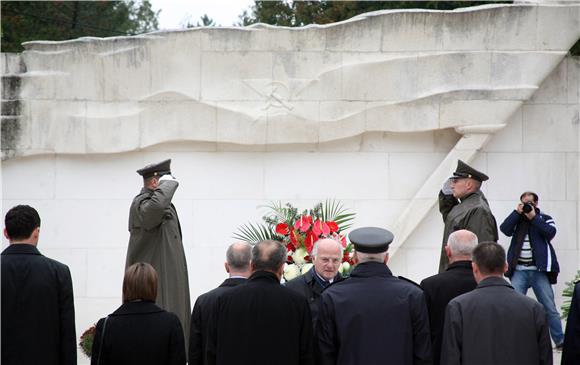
[{"left": 500, "top": 191, "right": 563, "bottom": 349}]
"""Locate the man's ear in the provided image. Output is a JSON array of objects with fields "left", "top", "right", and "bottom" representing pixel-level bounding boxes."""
[
  {"left": 444, "top": 245, "right": 452, "bottom": 259},
  {"left": 384, "top": 253, "right": 389, "bottom": 264},
  {"left": 503, "top": 261, "right": 508, "bottom": 274},
  {"left": 352, "top": 251, "right": 359, "bottom": 265},
  {"left": 3, "top": 228, "right": 10, "bottom": 240},
  {"left": 224, "top": 262, "right": 230, "bottom": 274}
]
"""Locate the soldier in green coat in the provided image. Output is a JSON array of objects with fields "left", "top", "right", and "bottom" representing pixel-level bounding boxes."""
[
  {"left": 438, "top": 160, "right": 498, "bottom": 273},
  {"left": 125, "top": 159, "right": 191, "bottom": 351}
]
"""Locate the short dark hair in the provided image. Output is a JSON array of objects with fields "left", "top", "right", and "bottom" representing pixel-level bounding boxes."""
[
  {"left": 123, "top": 262, "right": 158, "bottom": 303},
  {"left": 472, "top": 242, "right": 506, "bottom": 275},
  {"left": 4, "top": 205, "right": 41, "bottom": 241},
  {"left": 520, "top": 191, "right": 539, "bottom": 204},
  {"left": 251, "top": 240, "right": 286, "bottom": 272},
  {"left": 226, "top": 242, "right": 252, "bottom": 271}
]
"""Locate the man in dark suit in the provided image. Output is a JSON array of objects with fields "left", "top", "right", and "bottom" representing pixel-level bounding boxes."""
[
  {"left": 286, "top": 238, "right": 344, "bottom": 326},
  {"left": 189, "top": 242, "right": 252, "bottom": 365},
  {"left": 562, "top": 280, "right": 580, "bottom": 365},
  {"left": 315, "top": 227, "right": 432, "bottom": 365},
  {"left": 420, "top": 229, "right": 478, "bottom": 365},
  {"left": 206, "top": 240, "right": 314, "bottom": 365},
  {"left": 1, "top": 205, "right": 76, "bottom": 365},
  {"left": 441, "top": 242, "right": 552, "bottom": 365}
]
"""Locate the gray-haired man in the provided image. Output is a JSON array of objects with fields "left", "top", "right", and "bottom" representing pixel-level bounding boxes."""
[
  {"left": 286, "top": 238, "right": 344, "bottom": 325},
  {"left": 420, "top": 230, "right": 478, "bottom": 365},
  {"left": 189, "top": 242, "right": 252, "bottom": 365}
]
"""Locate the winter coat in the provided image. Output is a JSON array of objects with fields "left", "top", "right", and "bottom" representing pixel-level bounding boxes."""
[{"left": 126, "top": 180, "right": 191, "bottom": 343}]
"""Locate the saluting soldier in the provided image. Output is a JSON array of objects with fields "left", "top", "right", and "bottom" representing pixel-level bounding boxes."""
[
  {"left": 125, "top": 159, "right": 191, "bottom": 350},
  {"left": 438, "top": 160, "right": 498, "bottom": 272},
  {"left": 315, "top": 227, "right": 432, "bottom": 365}
]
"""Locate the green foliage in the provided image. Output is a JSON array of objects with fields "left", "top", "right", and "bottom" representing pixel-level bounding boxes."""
[
  {"left": 237, "top": 1, "right": 511, "bottom": 27},
  {"left": 79, "top": 324, "right": 96, "bottom": 358},
  {"left": 321, "top": 200, "right": 356, "bottom": 231},
  {"left": 233, "top": 221, "right": 282, "bottom": 243},
  {"left": 1, "top": 1, "right": 160, "bottom": 52},
  {"left": 186, "top": 14, "right": 217, "bottom": 28},
  {"left": 562, "top": 270, "right": 580, "bottom": 320}
]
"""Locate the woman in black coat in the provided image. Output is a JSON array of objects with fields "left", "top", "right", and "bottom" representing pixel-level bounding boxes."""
[{"left": 91, "top": 262, "right": 186, "bottom": 365}]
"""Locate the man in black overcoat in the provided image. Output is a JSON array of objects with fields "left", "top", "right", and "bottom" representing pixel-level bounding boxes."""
[
  {"left": 562, "top": 280, "right": 580, "bottom": 365},
  {"left": 206, "top": 240, "right": 314, "bottom": 365},
  {"left": 441, "top": 242, "right": 552, "bottom": 365},
  {"left": 189, "top": 242, "right": 252, "bottom": 365},
  {"left": 315, "top": 227, "right": 432, "bottom": 365},
  {"left": 420, "top": 229, "right": 478, "bottom": 365},
  {"left": 286, "top": 238, "right": 344, "bottom": 326},
  {"left": 1, "top": 205, "right": 76, "bottom": 365}
]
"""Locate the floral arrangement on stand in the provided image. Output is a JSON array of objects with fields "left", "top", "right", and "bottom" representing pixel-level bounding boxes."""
[{"left": 234, "top": 200, "right": 356, "bottom": 281}]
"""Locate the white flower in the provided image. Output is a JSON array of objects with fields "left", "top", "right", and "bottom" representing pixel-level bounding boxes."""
[
  {"left": 284, "top": 264, "right": 301, "bottom": 281},
  {"left": 292, "top": 247, "right": 308, "bottom": 266},
  {"left": 301, "top": 263, "right": 313, "bottom": 274},
  {"left": 339, "top": 262, "right": 351, "bottom": 274}
]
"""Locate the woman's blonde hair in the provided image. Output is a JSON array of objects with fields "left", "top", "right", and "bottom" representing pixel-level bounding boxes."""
[{"left": 122, "top": 262, "right": 158, "bottom": 303}]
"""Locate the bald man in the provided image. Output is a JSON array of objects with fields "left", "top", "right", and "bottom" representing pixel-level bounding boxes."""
[
  {"left": 189, "top": 242, "right": 252, "bottom": 365},
  {"left": 421, "top": 230, "right": 478, "bottom": 365},
  {"left": 286, "top": 238, "right": 344, "bottom": 326}
]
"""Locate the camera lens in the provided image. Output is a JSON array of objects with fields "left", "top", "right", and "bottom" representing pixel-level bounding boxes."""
[{"left": 522, "top": 203, "right": 533, "bottom": 213}]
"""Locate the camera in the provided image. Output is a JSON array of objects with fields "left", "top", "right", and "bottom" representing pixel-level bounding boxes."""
[{"left": 522, "top": 203, "right": 535, "bottom": 214}]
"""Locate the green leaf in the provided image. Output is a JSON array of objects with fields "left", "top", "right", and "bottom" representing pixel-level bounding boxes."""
[{"left": 233, "top": 222, "right": 280, "bottom": 243}]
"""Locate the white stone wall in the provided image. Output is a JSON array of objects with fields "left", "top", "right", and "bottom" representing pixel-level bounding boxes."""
[
  {"left": 2, "top": 57, "right": 578, "bottom": 353},
  {"left": 0, "top": 4, "right": 579, "bottom": 363}
]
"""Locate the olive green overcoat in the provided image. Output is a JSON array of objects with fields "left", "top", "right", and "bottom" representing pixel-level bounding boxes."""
[
  {"left": 126, "top": 180, "right": 191, "bottom": 347},
  {"left": 438, "top": 189, "right": 498, "bottom": 272}
]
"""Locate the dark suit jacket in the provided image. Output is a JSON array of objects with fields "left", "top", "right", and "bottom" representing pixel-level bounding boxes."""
[
  {"left": 315, "top": 262, "right": 432, "bottom": 365},
  {"left": 420, "top": 260, "right": 477, "bottom": 365},
  {"left": 189, "top": 277, "right": 247, "bottom": 365},
  {"left": 285, "top": 267, "right": 343, "bottom": 326},
  {"left": 441, "top": 276, "right": 552, "bottom": 365},
  {"left": 207, "top": 271, "right": 314, "bottom": 365},
  {"left": 91, "top": 301, "right": 185, "bottom": 365},
  {"left": 1, "top": 244, "right": 76, "bottom": 365},
  {"left": 562, "top": 281, "right": 580, "bottom": 365}
]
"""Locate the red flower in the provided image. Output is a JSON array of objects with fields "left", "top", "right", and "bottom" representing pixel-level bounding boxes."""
[
  {"left": 339, "top": 234, "right": 346, "bottom": 247},
  {"left": 276, "top": 223, "right": 289, "bottom": 235},
  {"left": 304, "top": 230, "right": 318, "bottom": 253},
  {"left": 327, "top": 221, "right": 338, "bottom": 233},
  {"left": 312, "top": 220, "right": 330, "bottom": 236},
  {"left": 294, "top": 215, "right": 312, "bottom": 233},
  {"left": 286, "top": 242, "right": 295, "bottom": 252}
]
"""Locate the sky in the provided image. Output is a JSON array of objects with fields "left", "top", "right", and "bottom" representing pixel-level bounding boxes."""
[{"left": 149, "top": 0, "right": 256, "bottom": 29}]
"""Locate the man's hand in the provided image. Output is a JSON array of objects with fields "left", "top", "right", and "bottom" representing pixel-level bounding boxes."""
[
  {"left": 524, "top": 207, "right": 536, "bottom": 220},
  {"left": 442, "top": 178, "right": 453, "bottom": 195},
  {"left": 516, "top": 202, "right": 524, "bottom": 214},
  {"left": 159, "top": 174, "right": 178, "bottom": 183}
]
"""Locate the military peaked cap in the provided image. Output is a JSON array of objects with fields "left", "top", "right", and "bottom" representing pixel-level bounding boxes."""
[
  {"left": 450, "top": 160, "right": 489, "bottom": 182},
  {"left": 349, "top": 227, "right": 394, "bottom": 253},
  {"left": 137, "top": 159, "right": 172, "bottom": 178}
]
